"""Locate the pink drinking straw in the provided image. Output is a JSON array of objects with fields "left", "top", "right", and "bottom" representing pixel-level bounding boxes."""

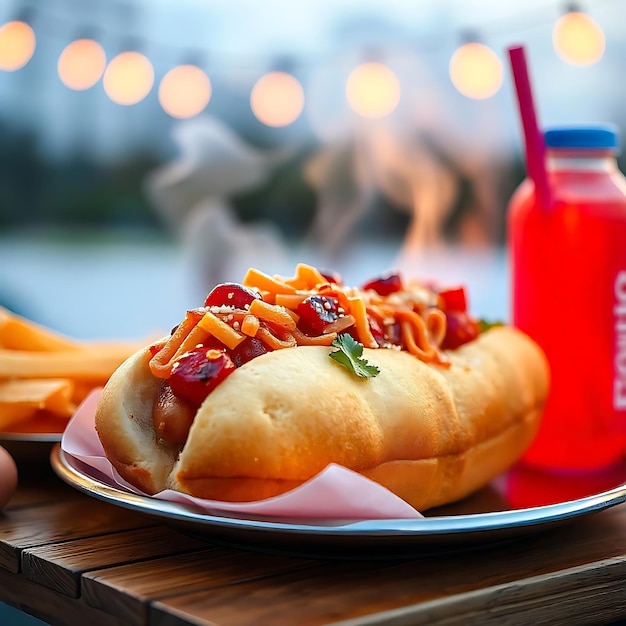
[{"left": 507, "top": 45, "right": 552, "bottom": 208}]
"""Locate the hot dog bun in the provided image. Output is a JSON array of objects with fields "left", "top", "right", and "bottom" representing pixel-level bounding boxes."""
[{"left": 95, "top": 325, "right": 549, "bottom": 511}]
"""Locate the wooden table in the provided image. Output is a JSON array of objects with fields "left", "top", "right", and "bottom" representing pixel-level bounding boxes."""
[{"left": 1, "top": 450, "right": 626, "bottom": 626}]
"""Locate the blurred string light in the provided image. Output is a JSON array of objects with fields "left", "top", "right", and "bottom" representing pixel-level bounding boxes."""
[
  {"left": 448, "top": 39, "right": 503, "bottom": 100},
  {"left": 159, "top": 64, "right": 212, "bottom": 119},
  {"left": 553, "top": 5, "right": 605, "bottom": 66},
  {"left": 346, "top": 61, "right": 400, "bottom": 119},
  {"left": 0, "top": 1, "right": 615, "bottom": 116},
  {"left": 250, "top": 71, "right": 304, "bottom": 127},
  {"left": 103, "top": 50, "right": 154, "bottom": 105},
  {"left": 0, "top": 20, "right": 36, "bottom": 72},
  {"left": 57, "top": 39, "right": 106, "bottom": 90}
]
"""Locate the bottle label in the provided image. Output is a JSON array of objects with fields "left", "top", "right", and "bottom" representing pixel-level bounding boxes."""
[{"left": 613, "top": 270, "right": 626, "bottom": 410}]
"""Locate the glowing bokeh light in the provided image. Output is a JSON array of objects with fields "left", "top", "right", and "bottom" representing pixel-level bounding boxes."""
[
  {"left": 0, "top": 21, "right": 36, "bottom": 71},
  {"left": 553, "top": 11, "right": 605, "bottom": 66},
  {"left": 250, "top": 71, "right": 304, "bottom": 127},
  {"left": 159, "top": 65, "right": 212, "bottom": 119},
  {"left": 449, "top": 42, "right": 503, "bottom": 100},
  {"left": 103, "top": 51, "right": 154, "bottom": 105},
  {"left": 346, "top": 62, "right": 400, "bottom": 119},
  {"left": 58, "top": 39, "right": 106, "bottom": 90}
]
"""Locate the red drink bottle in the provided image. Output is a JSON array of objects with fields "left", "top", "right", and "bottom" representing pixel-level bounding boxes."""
[{"left": 509, "top": 125, "right": 626, "bottom": 471}]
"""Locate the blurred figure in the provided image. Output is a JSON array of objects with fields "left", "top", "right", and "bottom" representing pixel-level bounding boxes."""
[
  {"left": 304, "top": 123, "right": 459, "bottom": 261},
  {"left": 304, "top": 48, "right": 514, "bottom": 264},
  {"left": 303, "top": 137, "right": 377, "bottom": 257},
  {"left": 145, "top": 116, "right": 290, "bottom": 296}
]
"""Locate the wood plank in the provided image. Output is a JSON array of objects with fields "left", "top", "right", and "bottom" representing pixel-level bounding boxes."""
[
  {"left": 150, "top": 505, "right": 626, "bottom": 626},
  {"left": 326, "top": 558, "right": 626, "bottom": 626},
  {"left": 0, "top": 564, "right": 127, "bottom": 626},
  {"left": 0, "top": 497, "right": 152, "bottom": 573},
  {"left": 3, "top": 473, "right": 81, "bottom": 509},
  {"left": 22, "top": 526, "right": 208, "bottom": 597},
  {"left": 81, "top": 547, "right": 316, "bottom": 626}
]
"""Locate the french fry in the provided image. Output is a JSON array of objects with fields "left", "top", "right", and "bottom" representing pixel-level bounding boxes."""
[
  {"left": 1, "top": 411, "right": 70, "bottom": 434},
  {"left": 0, "top": 308, "right": 146, "bottom": 434},
  {"left": 0, "top": 379, "right": 75, "bottom": 417},
  {"left": 71, "top": 379, "right": 105, "bottom": 406},
  {"left": 0, "top": 347, "right": 135, "bottom": 380},
  {"left": 0, "top": 307, "right": 81, "bottom": 352},
  {"left": 0, "top": 404, "right": 38, "bottom": 431},
  {"left": 0, "top": 378, "right": 75, "bottom": 431}
]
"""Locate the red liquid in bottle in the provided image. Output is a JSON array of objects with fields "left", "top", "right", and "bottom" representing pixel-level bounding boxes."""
[{"left": 509, "top": 126, "right": 626, "bottom": 471}]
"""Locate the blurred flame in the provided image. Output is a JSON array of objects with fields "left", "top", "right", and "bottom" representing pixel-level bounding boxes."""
[
  {"left": 58, "top": 39, "right": 106, "bottom": 90},
  {"left": 346, "top": 62, "right": 400, "bottom": 119},
  {"left": 159, "top": 65, "right": 212, "bottom": 119},
  {"left": 103, "top": 51, "right": 154, "bottom": 105},
  {"left": 553, "top": 11, "right": 605, "bottom": 66},
  {"left": 0, "top": 21, "right": 36, "bottom": 71},
  {"left": 250, "top": 71, "right": 304, "bottom": 127},
  {"left": 449, "top": 42, "right": 502, "bottom": 100}
]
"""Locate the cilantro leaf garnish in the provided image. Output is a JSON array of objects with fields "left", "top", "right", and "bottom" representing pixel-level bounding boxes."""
[{"left": 329, "top": 333, "right": 380, "bottom": 378}]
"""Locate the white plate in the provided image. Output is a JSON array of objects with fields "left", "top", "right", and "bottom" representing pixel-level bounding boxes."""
[{"left": 50, "top": 445, "right": 626, "bottom": 558}]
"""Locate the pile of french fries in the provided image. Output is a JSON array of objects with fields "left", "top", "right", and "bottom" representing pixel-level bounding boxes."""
[{"left": 0, "top": 307, "right": 144, "bottom": 434}]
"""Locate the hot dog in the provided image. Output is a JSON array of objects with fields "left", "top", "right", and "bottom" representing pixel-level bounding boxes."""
[{"left": 95, "top": 264, "right": 549, "bottom": 511}]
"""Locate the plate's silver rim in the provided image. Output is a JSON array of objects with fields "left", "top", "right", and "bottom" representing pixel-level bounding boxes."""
[
  {"left": 1, "top": 432, "right": 62, "bottom": 443},
  {"left": 50, "top": 445, "right": 626, "bottom": 537}
]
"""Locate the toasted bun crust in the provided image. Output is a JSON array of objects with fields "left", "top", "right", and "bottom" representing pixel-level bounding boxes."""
[{"left": 95, "top": 326, "right": 549, "bottom": 511}]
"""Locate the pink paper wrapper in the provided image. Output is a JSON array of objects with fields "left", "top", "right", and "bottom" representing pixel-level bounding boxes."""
[{"left": 61, "top": 390, "right": 423, "bottom": 520}]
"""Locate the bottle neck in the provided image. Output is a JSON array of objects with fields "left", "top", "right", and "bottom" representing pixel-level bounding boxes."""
[{"left": 546, "top": 149, "right": 618, "bottom": 173}]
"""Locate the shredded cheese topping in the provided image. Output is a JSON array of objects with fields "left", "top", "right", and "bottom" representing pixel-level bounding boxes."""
[{"left": 149, "top": 263, "right": 450, "bottom": 379}]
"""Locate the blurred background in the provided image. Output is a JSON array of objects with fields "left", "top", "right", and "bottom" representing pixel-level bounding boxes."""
[{"left": 0, "top": 0, "right": 624, "bottom": 340}]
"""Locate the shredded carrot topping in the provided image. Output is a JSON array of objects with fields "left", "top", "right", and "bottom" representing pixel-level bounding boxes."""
[
  {"left": 241, "top": 314, "right": 260, "bottom": 337},
  {"left": 347, "top": 297, "right": 378, "bottom": 349},
  {"left": 256, "top": 327, "right": 297, "bottom": 349},
  {"left": 281, "top": 263, "right": 328, "bottom": 290},
  {"left": 197, "top": 311, "right": 245, "bottom": 350},
  {"left": 291, "top": 327, "right": 337, "bottom": 346},
  {"left": 248, "top": 299, "right": 297, "bottom": 331},
  {"left": 149, "top": 309, "right": 204, "bottom": 378},
  {"left": 243, "top": 268, "right": 297, "bottom": 295},
  {"left": 149, "top": 265, "right": 457, "bottom": 378},
  {"left": 274, "top": 293, "right": 310, "bottom": 309}
]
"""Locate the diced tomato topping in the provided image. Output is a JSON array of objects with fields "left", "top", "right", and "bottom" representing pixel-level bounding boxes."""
[
  {"left": 319, "top": 269, "right": 343, "bottom": 285},
  {"left": 438, "top": 287, "right": 468, "bottom": 313},
  {"left": 297, "top": 295, "right": 340, "bottom": 335},
  {"left": 229, "top": 337, "right": 270, "bottom": 367},
  {"left": 169, "top": 347, "right": 236, "bottom": 406},
  {"left": 355, "top": 316, "right": 402, "bottom": 348},
  {"left": 361, "top": 272, "right": 403, "bottom": 296},
  {"left": 441, "top": 311, "right": 480, "bottom": 350},
  {"left": 359, "top": 317, "right": 385, "bottom": 347},
  {"left": 204, "top": 283, "right": 261, "bottom": 309},
  {"left": 384, "top": 320, "right": 403, "bottom": 347}
]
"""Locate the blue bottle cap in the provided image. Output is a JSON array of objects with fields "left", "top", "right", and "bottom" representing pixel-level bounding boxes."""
[{"left": 544, "top": 124, "right": 620, "bottom": 151}]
